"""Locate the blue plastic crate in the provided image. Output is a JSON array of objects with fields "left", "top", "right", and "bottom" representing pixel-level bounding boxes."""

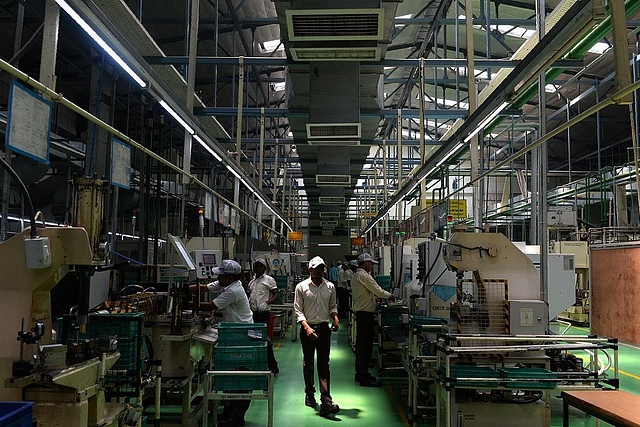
[
  {"left": 0, "top": 401, "right": 33, "bottom": 427},
  {"left": 217, "top": 323, "right": 267, "bottom": 346}
]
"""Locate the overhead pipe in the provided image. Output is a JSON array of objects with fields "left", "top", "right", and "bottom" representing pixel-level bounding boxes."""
[{"left": 0, "top": 57, "right": 291, "bottom": 236}]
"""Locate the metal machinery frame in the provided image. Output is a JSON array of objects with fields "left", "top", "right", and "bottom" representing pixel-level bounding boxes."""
[
  {"left": 203, "top": 370, "right": 275, "bottom": 427},
  {"left": 436, "top": 334, "right": 619, "bottom": 427}
]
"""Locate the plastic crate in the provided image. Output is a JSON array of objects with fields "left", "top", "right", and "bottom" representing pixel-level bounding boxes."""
[
  {"left": 375, "top": 275, "right": 391, "bottom": 290},
  {"left": 498, "top": 367, "right": 557, "bottom": 389},
  {"left": 212, "top": 374, "right": 268, "bottom": 392},
  {"left": 0, "top": 401, "right": 33, "bottom": 427},
  {"left": 214, "top": 343, "right": 268, "bottom": 370},
  {"left": 54, "top": 313, "right": 144, "bottom": 398},
  {"left": 217, "top": 323, "right": 267, "bottom": 346},
  {"left": 445, "top": 365, "right": 500, "bottom": 387}
]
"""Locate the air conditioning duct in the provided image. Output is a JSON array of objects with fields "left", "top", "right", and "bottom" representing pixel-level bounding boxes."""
[
  {"left": 316, "top": 174, "right": 351, "bottom": 186},
  {"left": 290, "top": 47, "right": 381, "bottom": 61},
  {"left": 319, "top": 196, "right": 346, "bottom": 204},
  {"left": 286, "top": 9, "right": 384, "bottom": 41},
  {"left": 321, "top": 220, "right": 339, "bottom": 228},
  {"left": 307, "top": 123, "right": 361, "bottom": 139},
  {"left": 319, "top": 211, "right": 340, "bottom": 218}
]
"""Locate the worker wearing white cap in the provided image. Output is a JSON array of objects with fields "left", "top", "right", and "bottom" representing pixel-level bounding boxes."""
[
  {"left": 294, "top": 256, "right": 340, "bottom": 418},
  {"left": 192, "top": 259, "right": 253, "bottom": 426},
  {"left": 248, "top": 257, "right": 279, "bottom": 375},
  {"left": 352, "top": 252, "right": 395, "bottom": 387}
]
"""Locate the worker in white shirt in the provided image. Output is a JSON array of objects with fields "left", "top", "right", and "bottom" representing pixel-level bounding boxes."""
[{"left": 248, "top": 257, "right": 280, "bottom": 375}]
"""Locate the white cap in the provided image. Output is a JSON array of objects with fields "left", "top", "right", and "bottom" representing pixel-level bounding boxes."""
[
  {"left": 357, "top": 253, "right": 378, "bottom": 264},
  {"left": 308, "top": 256, "right": 326, "bottom": 269},
  {"left": 213, "top": 259, "right": 242, "bottom": 275},
  {"left": 253, "top": 257, "right": 268, "bottom": 267}
]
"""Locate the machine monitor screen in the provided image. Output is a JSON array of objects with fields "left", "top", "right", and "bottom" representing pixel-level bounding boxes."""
[{"left": 202, "top": 253, "right": 216, "bottom": 265}]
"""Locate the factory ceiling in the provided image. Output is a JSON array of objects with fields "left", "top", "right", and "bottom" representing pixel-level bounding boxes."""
[{"left": 1, "top": 0, "right": 639, "bottom": 238}]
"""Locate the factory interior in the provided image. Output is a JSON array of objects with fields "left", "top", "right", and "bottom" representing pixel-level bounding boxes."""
[{"left": 3, "top": 0, "right": 640, "bottom": 425}]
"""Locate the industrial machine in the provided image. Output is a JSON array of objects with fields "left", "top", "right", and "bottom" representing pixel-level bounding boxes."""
[
  {"left": 429, "top": 228, "right": 607, "bottom": 427},
  {"left": 0, "top": 176, "right": 131, "bottom": 427}
]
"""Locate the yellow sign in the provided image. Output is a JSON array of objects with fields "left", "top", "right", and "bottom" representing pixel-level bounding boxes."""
[
  {"left": 447, "top": 199, "right": 467, "bottom": 218},
  {"left": 288, "top": 231, "right": 303, "bottom": 241},
  {"left": 351, "top": 237, "right": 365, "bottom": 246}
]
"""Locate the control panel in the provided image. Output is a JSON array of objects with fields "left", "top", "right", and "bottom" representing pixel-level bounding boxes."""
[{"left": 190, "top": 250, "right": 223, "bottom": 280}]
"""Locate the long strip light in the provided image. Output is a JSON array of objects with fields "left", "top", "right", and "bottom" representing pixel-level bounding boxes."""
[
  {"left": 463, "top": 101, "right": 509, "bottom": 143},
  {"left": 193, "top": 134, "right": 222, "bottom": 161},
  {"left": 54, "top": 0, "right": 147, "bottom": 88},
  {"left": 226, "top": 165, "right": 292, "bottom": 232},
  {"left": 317, "top": 243, "right": 341, "bottom": 247},
  {"left": 159, "top": 100, "right": 195, "bottom": 135}
]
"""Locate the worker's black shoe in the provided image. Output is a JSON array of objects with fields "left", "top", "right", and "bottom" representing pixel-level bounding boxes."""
[
  {"left": 355, "top": 374, "right": 377, "bottom": 383},
  {"left": 319, "top": 400, "right": 340, "bottom": 417},
  {"left": 305, "top": 393, "right": 317, "bottom": 408},
  {"left": 359, "top": 378, "right": 382, "bottom": 387}
]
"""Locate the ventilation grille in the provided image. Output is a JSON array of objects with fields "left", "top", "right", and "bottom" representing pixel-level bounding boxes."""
[
  {"left": 321, "top": 220, "right": 339, "bottom": 228},
  {"left": 319, "top": 196, "right": 346, "bottom": 205},
  {"left": 320, "top": 211, "right": 340, "bottom": 218},
  {"left": 308, "top": 140, "right": 361, "bottom": 146},
  {"left": 307, "top": 123, "right": 361, "bottom": 139},
  {"left": 316, "top": 174, "right": 351, "bottom": 186},
  {"left": 322, "top": 230, "right": 334, "bottom": 236},
  {"left": 290, "top": 47, "right": 381, "bottom": 61},
  {"left": 286, "top": 9, "right": 384, "bottom": 41}
]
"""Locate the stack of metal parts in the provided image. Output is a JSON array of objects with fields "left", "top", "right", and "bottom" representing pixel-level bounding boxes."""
[{"left": 94, "top": 292, "right": 159, "bottom": 321}]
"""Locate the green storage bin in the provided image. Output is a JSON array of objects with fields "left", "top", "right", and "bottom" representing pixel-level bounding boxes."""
[
  {"left": 498, "top": 367, "right": 557, "bottom": 389},
  {"left": 212, "top": 374, "right": 268, "bottom": 391},
  {"left": 214, "top": 343, "right": 268, "bottom": 370},
  {"left": 376, "top": 275, "right": 391, "bottom": 290},
  {"left": 217, "top": 322, "right": 267, "bottom": 346}
]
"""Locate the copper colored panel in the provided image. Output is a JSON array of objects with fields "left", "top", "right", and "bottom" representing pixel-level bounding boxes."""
[{"left": 591, "top": 245, "right": 640, "bottom": 344}]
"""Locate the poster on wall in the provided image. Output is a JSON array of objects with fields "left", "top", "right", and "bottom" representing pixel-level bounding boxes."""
[
  {"left": 110, "top": 138, "right": 131, "bottom": 189},
  {"left": 5, "top": 81, "right": 52, "bottom": 164}
]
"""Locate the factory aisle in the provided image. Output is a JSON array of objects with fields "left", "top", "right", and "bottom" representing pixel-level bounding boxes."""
[
  {"left": 213, "top": 323, "right": 640, "bottom": 427},
  {"left": 240, "top": 323, "right": 410, "bottom": 427}
]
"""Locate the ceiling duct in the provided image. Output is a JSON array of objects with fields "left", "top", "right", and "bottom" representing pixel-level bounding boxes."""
[
  {"left": 286, "top": 9, "right": 384, "bottom": 41},
  {"left": 316, "top": 174, "right": 351, "bottom": 186},
  {"left": 319, "top": 196, "right": 346, "bottom": 204},
  {"left": 307, "top": 123, "right": 361, "bottom": 139},
  {"left": 321, "top": 220, "right": 339, "bottom": 228},
  {"left": 319, "top": 211, "right": 341, "bottom": 218},
  {"left": 290, "top": 46, "right": 381, "bottom": 61},
  {"left": 322, "top": 230, "right": 334, "bottom": 236}
]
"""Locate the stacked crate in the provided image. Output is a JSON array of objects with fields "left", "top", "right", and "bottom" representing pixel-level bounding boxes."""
[{"left": 213, "top": 322, "right": 269, "bottom": 391}]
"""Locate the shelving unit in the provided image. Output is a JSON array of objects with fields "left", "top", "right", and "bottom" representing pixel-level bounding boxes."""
[{"left": 436, "top": 334, "right": 619, "bottom": 427}]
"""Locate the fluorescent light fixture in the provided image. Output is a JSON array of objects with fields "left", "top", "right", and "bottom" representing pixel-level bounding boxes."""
[
  {"left": 464, "top": 102, "right": 509, "bottom": 142},
  {"left": 193, "top": 134, "right": 222, "bottom": 161},
  {"left": 54, "top": 0, "right": 147, "bottom": 88},
  {"left": 317, "top": 243, "right": 341, "bottom": 247},
  {"left": 159, "top": 100, "right": 195, "bottom": 135},
  {"left": 436, "top": 143, "right": 464, "bottom": 167},
  {"left": 227, "top": 165, "right": 242, "bottom": 179}
]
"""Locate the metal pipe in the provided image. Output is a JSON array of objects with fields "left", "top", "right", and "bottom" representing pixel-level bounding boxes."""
[{"left": 0, "top": 57, "right": 287, "bottom": 236}]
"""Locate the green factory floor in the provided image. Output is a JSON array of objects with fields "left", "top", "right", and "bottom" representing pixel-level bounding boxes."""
[{"left": 190, "top": 321, "right": 640, "bottom": 427}]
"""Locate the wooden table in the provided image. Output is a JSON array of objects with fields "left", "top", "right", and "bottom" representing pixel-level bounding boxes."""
[{"left": 561, "top": 390, "right": 640, "bottom": 426}]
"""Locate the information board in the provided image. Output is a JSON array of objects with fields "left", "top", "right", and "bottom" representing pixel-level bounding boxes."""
[
  {"left": 110, "top": 138, "right": 131, "bottom": 189},
  {"left": 5, "top": 81, "right": 52, "bottom": 163}
]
